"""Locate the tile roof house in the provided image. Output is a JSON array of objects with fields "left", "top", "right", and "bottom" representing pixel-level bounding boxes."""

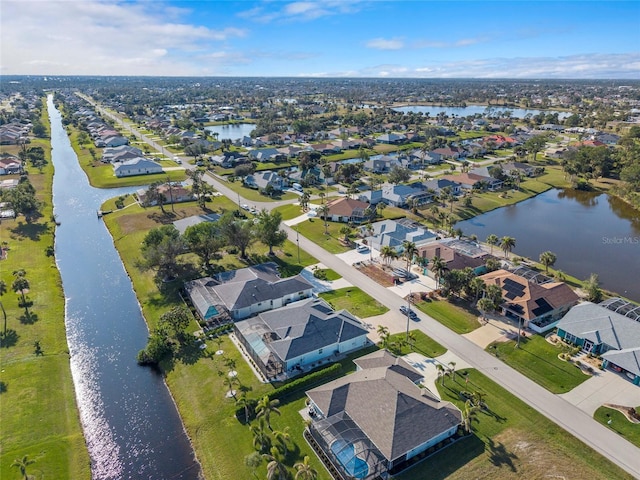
[
  {"left": 479, "top": 269, "right": 579, "bottom": 333},
  {"left": 234, "top": 297, "right": 369, "bottom": 379},
  {"left": 359, "top": 218, "right": 437, "bottom": 252},
  {"left": 418, "top": 239, "right": 493, "bottom": 275},
  {"left": 442, "top": 172, "right": 503, "bottom": 191},
  {"left": 306, "top": 350, "right": 462, "bottom": 479},
  {"left": 184, "top": 262, "right": 313, "bottom": 322},
  {"left": 137, "top": 183, "right": 194, "bottom": 205},
  {"left": 324, "top": 197, "right": 373, "bottom": 224},
  {"left": 556, "top": 302, "right": 640, "bottom": 385},
  {"left": 0, "top": 155, "right": 22, "bottom": 175}
]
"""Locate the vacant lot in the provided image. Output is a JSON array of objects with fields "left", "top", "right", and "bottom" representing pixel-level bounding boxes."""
[
  {"left": 319, "top": 287, "right": 389, "bottom": 318},
  {"left": 416, "top": 299, "right": 481, "bottom": 334},
  {"left": 487, "top": 335, "right": 589, "bottom": 394}
]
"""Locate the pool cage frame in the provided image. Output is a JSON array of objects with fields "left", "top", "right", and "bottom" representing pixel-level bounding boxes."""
[{"left": 309, "top": 411, "right": 388, "bottom": 480}]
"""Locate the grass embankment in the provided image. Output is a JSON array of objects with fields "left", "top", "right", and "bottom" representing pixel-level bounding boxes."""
[
  {"left": 416, "top": 299, "right": 481, "bottom": 334},
  {"left": 486, "top": 335, "right": 589, "bottom": 394},
  {"left": 0, "top": 107, "right": 90, "bottom": 479},
  {"left": 396, "top": 369, "right": 633, "bottom": 480},
  {"left": 102, "top": 198, "right": 328, "bottom": 479},
  {"left": 65, "top": 126, "right": 186, "bottom": 188},
  {"left": 319, "top": 287, "right": 389, "bottom": 318},
  {"left": 594, "top": 406, "right": 640, "bottom": 448}
]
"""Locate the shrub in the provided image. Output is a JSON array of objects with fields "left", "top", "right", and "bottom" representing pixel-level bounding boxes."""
[{"left": 267, "top": 363, "right": 342, "bottom": 401}]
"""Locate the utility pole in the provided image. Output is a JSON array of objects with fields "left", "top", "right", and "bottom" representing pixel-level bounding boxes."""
[{"left": 406, "top": 290, "right": 411, "bottom": 341}]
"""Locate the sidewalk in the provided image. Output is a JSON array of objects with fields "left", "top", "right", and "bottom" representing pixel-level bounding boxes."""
[{"left": 298, "top": 263, "right": 352, "bottom": 293}]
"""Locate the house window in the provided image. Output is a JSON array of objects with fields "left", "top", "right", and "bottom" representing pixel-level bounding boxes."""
[{"left": 318, "top": 349, "right": 323, "bottom": 354}]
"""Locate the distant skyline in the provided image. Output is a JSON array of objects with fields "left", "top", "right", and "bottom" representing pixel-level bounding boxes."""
[{"left": 1, "top": 0, "right": 639, "bottom": 79}]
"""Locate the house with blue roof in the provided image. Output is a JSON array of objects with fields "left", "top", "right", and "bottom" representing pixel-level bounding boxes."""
[{"left": 556, "top": 302, "right": 640, "bottom": 385}]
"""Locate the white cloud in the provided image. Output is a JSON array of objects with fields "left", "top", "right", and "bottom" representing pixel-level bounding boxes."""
[
  {"left": 414, "top": 37, "right": 487, "bottom": 49},
  {"left": 366, "top": 38, "right": 404, "bottom": 50},
  {"left": 0, "top": 0, "right": 247, "bottom": 75},
  {"left": 239, "top": 0, "right": 365, "bottom": 23}
]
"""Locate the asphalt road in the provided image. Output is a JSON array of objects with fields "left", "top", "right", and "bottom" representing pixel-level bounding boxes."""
[{"left": 81, "top": 94, "right": 640, "bottom": 478}]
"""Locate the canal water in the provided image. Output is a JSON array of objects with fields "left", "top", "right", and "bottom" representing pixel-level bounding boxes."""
[
  {"left": 393, "top": 105, "right": 570, "bottom": 119},
  {"left": 205, "top": 123, "right": 255, "bottom": 141},
  {"left": 457, "top": 188, "right": 640, "bottom": 302},
  {"left": 49, "top": 96, "right": 201, "bottom": 479}
]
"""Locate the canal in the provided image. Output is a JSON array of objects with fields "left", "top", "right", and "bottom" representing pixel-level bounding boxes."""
[
  {"left": 457, "top": 188, "right": 640, "bottom": 302},
  {"left": 49, "top": 96, "right": 201, "bottom": 479}
]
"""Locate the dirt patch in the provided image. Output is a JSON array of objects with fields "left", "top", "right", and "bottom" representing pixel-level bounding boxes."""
[{"left": 355, "top": 262, "right": 395, "bottom": 287}]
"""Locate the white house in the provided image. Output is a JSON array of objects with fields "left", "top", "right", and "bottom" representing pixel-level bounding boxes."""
[{"left": 114, "top": 158, "right": 163, "bottom": 177}]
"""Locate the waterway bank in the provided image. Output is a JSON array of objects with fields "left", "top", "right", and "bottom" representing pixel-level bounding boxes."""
[
  {"left": 0, "top": 99, "right": 90, "bottom": 478},
  {"left": 48, "top": 95, "right": 201, "bottom": 479}
]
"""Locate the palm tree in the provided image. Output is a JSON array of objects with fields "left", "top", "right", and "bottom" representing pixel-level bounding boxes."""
[
  {"left": 499, "top": 236, "right": 516, "bottom": 259},
  {"left": 486, "top": 284, "right": 503, "bottom": 310},
  {"left": 477, "top": 297, "right": 494, "bottom": 323},
  {"left": 375, "top": 201, "right": 386, "bottom": 219},
  {"left": 256, "top": 396, "right": 281, "bottom": 431},
  {"left": 380, "top": 245, "right": 395, "bottom": 266},
  {"left": 469, "top": 277, "right": 485, "bottom": 305},
  {"left": 300, "top": 192, "right": 310, "bottom": 211},
  {"left": 12, "top": 270, "right": 30, "bottom": 318},
  {"left": 539, "top": 251, "right": 557, "bottom": 274},
  {"left": 376, "top": 325, "right": 391, "bottom": 349},
  {"left": 250, "top": 418, "right": 272, "bottom": 452},
  {"left": 486, "top": 234, "right": 499, "bottom": 255},
  {"left": 273, "top": 426, "right": 293, "bottom": 455},
  {"left": 224, "top": 375, "right": 238, "bottom": 400},
  {"left": 236, "top": 393, "right": 255, "bottom": 422},
  {"left": 401, "top": 240, "right": 417, "bottom": 272},
  {"left": 318, "top": 192, "right": 325, "bottom": 205},
  {"left": 430, "top": 255, "right": 447, "bottom": 287},
  {"left": 0, "top": 280, "right": 7, "bottom": 337},
  {"left": 317, "top": 204, "right": 329, "bottom": 235},
  {"left": 448, "top": 361, "right": 457, "bottom": 380},
  {"left": 339, "top": 225, "right": 352, "bottom": 244},
  {"left": 462, "top": 400, "right": 480, "bottom": 433},
  {"left": 11, "top": 455, "right": 35, "bottom": 480},
  {"left": 263, "top": 446, "right": 290, "bottom": 480},
  {"left": 294, "top": 455, "right": 318, "bottom": 480}
]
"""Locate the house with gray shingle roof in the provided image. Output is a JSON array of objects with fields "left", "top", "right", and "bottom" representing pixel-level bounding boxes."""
[
  {"left": 556, "top": 302, "right": 640, "bottom": 385},
  {"left": 306, "top": 350, "right": 462, "bottom": 479},
  {"left": 113, "top": 157, "right": 163, "bottom": 177},
  {"left": 184, "top": 263, "right": 313, "bottom": 322},
  {"left": 359, "top": 218, "right": 437, "bottom": 252},
  {"left": 234, "top": 297, "right": 369, "bottom": 379}
]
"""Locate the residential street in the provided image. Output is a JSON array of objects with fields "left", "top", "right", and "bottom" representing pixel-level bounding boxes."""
[{"left": 84, "top": 97, "right": 640, "bottom": 478}]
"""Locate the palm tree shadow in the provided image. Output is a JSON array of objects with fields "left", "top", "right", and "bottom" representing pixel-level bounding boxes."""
[
  {"left": 485, "top": 437, "right": 518, "bottom": 472},
  {"left": 0, "top": 380, "right": 7, "bottom": 394},
  {"left": 20, "top": 312, "right": 38, "bottom": 324},
  {"left": 0, "top": 329, "right": 19, "bottom": 348}
]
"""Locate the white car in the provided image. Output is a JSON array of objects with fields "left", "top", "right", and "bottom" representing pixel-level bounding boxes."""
[{"left": 356, "top": 244, "right": 369, "bottom": 252}]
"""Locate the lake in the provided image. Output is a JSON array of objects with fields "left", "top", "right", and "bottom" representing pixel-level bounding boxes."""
[
  {"left": 393, "top": 105, "right": 570, "bottom": 119},
  {"left": 205, "top": 123, "right": 255, "bottom": 141},
  {"left": 457, "top": 189, "right": 640, "bottom": 302},
  {"left": 49, "top": 96, "right": 201, "bottom": 479}
]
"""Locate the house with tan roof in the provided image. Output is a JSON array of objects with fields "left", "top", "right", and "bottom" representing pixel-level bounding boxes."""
[
  {"left": 306, "top": 350, "right": 462, "bottom": 479},
  {"left": 324, "top": 197, "right": 373, "bottom": 224},
  {"left": 479, "top": 269, "right": 579, "bottom": 333}
]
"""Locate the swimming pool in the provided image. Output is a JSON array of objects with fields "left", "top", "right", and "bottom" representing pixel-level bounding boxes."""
[{"left": 331, "top": 439, "right": 369, "bottom": 479}]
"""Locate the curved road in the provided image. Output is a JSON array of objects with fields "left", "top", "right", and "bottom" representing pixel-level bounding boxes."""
[{"left": 80, "top": 94, "right": 640, "bottom": 478}]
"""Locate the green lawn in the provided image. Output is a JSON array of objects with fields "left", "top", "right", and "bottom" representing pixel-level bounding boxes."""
[
  {"left": 395, "top": 369, "right": 633, "bottom": 480},
  {"left": 486, "top": 335, "right": 589, "bottom": 394},
  {"left": 0, "top": 106, "right": 90, "bottom": 479},
  {"left": 313, "top": 268, "right": 341, "bottom": 281},
  {"left": 295, "top": 219, "right": 353, "bottom": 254},
  {"left": 388, "top": 330, "right": 447, "bottom": 358},
  {"left": 416, "top": 299, "right": 481, "bottom": 334},
  {"left": 216, "top": 177, "right": 298, "bottom": 202},
  {"left": 319, "top": 287, "right": 389, "bottom": 318},
  {"left": 594, "top": 406, "right": 640, "bottom": 448},
  {"left": 67, "top": 128, "right": 186, "bottom": 188},
  {"left": 273, "top": 203, "right": 305, "bottom": 220}
]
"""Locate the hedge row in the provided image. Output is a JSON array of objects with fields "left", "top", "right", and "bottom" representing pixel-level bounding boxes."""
[{"left": 266, "top": 363, "right": 343, "bottom": 401}]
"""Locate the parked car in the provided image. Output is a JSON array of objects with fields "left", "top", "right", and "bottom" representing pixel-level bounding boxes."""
[{"left": 400, "top": 305, "right": 409, "bottom": 315}]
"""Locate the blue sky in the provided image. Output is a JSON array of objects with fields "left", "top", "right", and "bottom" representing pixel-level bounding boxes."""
[{"left": 2, "top": 1, "right": 639, "bottom": 78}]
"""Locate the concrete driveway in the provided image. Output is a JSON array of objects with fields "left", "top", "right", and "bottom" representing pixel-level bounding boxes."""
[
  {"left": 463, "top": 314, "right": 521, "bottom": 349},
  {"left": 560, "top": 368, "right": 640, "bottom": 415},
  {"left": 403, "top": 351, "right": 473, "bottom": 400},
  {"left": 298, "top": 263, "right": 352, "bottom": 293}
]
